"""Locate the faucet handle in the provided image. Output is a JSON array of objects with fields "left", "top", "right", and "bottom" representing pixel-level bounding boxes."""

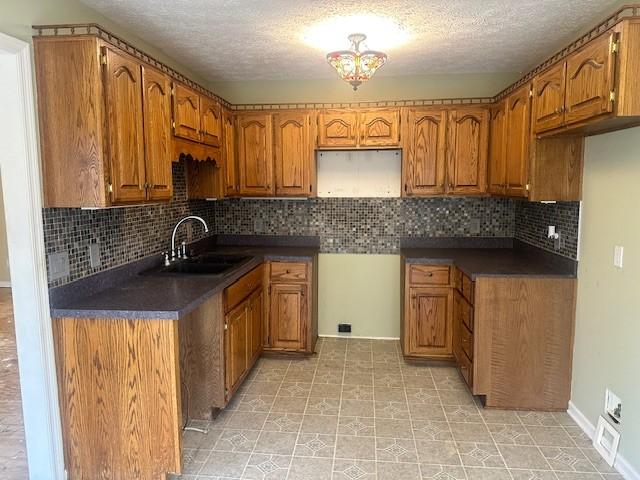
[
  {"left": 163, "top": 252, "right": 170, "bottom": 266},
  {"left": 181, "top": 241, "right": 187, "bottom": 259}
]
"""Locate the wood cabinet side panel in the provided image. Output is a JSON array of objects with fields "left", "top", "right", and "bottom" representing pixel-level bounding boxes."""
[
  {"left": 34, "top": 37, "right": 109, "bottom": 208},
  {"left": 53, "top": 317, "right": 182, "bottom": 479},
  {"left": 474, "top": 277, "right": 577, "bottom": 410},
  {"left": 179, "top": 293, "right": 225, "bottom": 422}
]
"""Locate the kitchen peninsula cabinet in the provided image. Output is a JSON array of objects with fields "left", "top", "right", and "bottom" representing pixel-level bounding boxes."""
[{"left": 402, "top": 256, "right": 577, "bottom": 411}]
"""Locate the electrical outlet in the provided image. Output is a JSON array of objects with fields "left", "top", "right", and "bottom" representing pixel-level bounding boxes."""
[
  {"left": 254, "top": 217, "right": 265, "bottom": 233},
  {"left": 605, "top": 388, "right": 622, "bottom": 424},
  {"left": 48, "top": 251, "right": 70, "bottom": 281},
  {"left": 614, "top": 246, "right": 624, "bottom": 268},
  {"left": 469, "top": 219, "right": 480, "bottom": 235}
]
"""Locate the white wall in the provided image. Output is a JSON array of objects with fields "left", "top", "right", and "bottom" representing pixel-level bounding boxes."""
[
  {"left": 572, "top": 126, "right": 640, "bottom": 473},
  {"left": 0, "top": 178, "right": 10, "bottom": 284}
]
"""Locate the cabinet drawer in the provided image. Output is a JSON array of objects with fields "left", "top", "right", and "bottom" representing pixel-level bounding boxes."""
[
  {"left": 225, "top": 264, "right": 264, "bottom": 312},
  {"left": 461, "top": 273, "right": 474, "bottom": 304},
  {"left": 460, "top": 324, "right": 473, "bottom": 361},
  {"left": 458, "top": 348, "right": 473, "bottom": 389},
  {"left": 458, "top": 295, "right": 474, "bottom": 332},
  {"left": 270, "top": 262, "right": 308, "bottom": 282},
  {"left": 409, "top": 264, "right": 450, "bottom": 285}
]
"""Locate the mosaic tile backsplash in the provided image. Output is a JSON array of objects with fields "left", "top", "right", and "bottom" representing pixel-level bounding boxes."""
[
  {"left": 43, "top": 161, "right": 215, "bottom": 287},
  {"left": 42, "top": 159, "right": 580, "bottom": 287},
  {"left": 514, "top": 200, "right": 581, "bottom": 260},
  {"left": 209, "top": 197, "right": 515, "bottom": 254}
]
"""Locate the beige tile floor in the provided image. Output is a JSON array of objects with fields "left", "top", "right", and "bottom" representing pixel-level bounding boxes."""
[{"left": 173, "top": 337, "right": 622, "bottom": 480}]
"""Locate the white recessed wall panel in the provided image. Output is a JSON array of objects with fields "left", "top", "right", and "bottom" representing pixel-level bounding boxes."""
[{"left": 317, "top": 150, "right": 401, "bottom": 198}]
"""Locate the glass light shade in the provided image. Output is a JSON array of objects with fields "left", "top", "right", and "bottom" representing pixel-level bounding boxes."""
[{"left": 326, "top": 34, "right": 387, "bottom": 90}]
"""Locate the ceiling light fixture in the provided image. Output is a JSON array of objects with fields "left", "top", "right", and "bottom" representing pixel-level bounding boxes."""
[{"left": 326, "top": 34, "right": 387, "bottom": 91}]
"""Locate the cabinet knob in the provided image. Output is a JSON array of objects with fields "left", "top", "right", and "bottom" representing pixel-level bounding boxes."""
[
  {"left": 427, "top": 272, "right": 433, "bottom": 277},
  {"left": 286, "top": 269, "right": 291, "bottom": 274}
]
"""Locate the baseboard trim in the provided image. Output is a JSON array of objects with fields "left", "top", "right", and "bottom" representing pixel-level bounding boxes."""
[
  {"left": 319, "top": 334, "right": 400, "bottom": 341},
  {"left": 568, "top": 401, "right": 639, "bottom": 480},
  {"left": 0, "top": 281, "right": 11, "bottom": 288}
]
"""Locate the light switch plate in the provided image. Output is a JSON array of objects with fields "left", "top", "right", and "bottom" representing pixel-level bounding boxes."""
[
  {"left": 614, "top": 246, "right": 624, "bottom": 268},
  {"left": 89, "top": 243, "right": 101, "bottom": 269},
  {"left": 48, "top": 251, "right": 70, "bottom": 281}
]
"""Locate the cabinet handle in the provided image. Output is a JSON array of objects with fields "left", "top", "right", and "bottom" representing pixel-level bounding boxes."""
[{"left": 427, "top": 272, "right": 433, "bottom": 277}]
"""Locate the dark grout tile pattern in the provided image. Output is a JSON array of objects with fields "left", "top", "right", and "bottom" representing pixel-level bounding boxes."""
[{"left": 171, "top": 338, "right": 621, "bottom": 480}]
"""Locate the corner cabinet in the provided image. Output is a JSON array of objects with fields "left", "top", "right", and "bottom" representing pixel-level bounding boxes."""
[
  {"left": 265, "top": 261, "right": 317, "bottom": 354},
  {"left": 34, "top": 37, "right": 174, "bottom": 207}
]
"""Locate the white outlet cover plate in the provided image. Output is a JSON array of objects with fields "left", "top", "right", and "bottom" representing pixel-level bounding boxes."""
[{"left": 593, "top": 415, "right": 620, "bottom": 467}]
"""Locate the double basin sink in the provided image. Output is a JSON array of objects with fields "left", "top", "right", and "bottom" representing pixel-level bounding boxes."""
[{"left": 143, "top": 253, "right": 252, "bottom": 276}]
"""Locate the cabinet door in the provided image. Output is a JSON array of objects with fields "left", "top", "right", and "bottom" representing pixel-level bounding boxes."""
[
  {"left": 103, "top": 47, "right": 146, "bottom": 204},
  {"left": 446, "top": 108, "right": 488, "bottom": 195},
  {"left": 359, "top": 109, "right": 400, "bottom": 147},
  {"left": 222, "top": 110, "right": 238, "bottom": 196},
  {"left": 403, "top": 108, "right": 447, "bottom": 196},
  {"left": 225, "top": 301, "right": 249, "bottom": 397},
  {"left": 532, "top": 62, "right": 566, "bottom": 133},
  {"left": 270, "top": 283, "right": 306, "bottom": 351},
  {"left": 249, "top": 288, "right": 264, "bottom": 363},
  {"left": 201, "top": 97, "right": 223, "bottom": 147},
  {"left": 274, "top": 111, "right": 312, "bottom": 196},
  {"left": 141, "top": 66, "right": 173, "bottom": 201},
  {"left": 487, "top": 101, "right": 507, "bottom": 195},
  {"left": 317, "top": 109, "right": 358, "bottom": 148},
  {"left": 237, "top": 113, "right": 274, "bottom": 195},
  {"left": 565, "top": 32, "right": 616, "bottom": 125},
  {"left": 408, "top": 287, "right": 453, "bottom": 357},
  {"left": 172, "top": 83, "right": 201, "bottom": 142},
  {"left": 505, "top": 86, "right": 531, "bottom": 197}
]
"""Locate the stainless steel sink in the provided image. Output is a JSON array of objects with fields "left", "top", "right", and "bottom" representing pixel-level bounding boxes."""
[{"left": 142, "top": 254, "right": 252, "bottom": 276}]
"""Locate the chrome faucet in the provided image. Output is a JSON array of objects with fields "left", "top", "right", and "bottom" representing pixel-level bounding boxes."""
[{"left": 170, "top": 216, "right": 209, "bottom": 261}]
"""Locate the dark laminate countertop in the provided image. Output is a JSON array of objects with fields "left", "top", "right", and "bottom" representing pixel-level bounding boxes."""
[
  {"left": 401, "top": 238, "right": 577, "bottom": 280},
  {"left": 49, "top": 235, "right": 319, "bottom": 320}
]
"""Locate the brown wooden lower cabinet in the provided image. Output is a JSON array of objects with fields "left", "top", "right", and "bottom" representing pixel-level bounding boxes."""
[
  {"left": 264, "top": 260, "right": 318, "bottom": 354},
  {"left": 404, "top": 261, "right": 577, "bottom": 411},
  {"left": 401, "top": 263, "right": 454, "bottom": 360}
]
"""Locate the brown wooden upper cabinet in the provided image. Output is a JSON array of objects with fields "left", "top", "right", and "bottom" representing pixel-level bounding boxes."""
[
  {"left": 403, "top": 108, "right": 447, "bottom": 196},
  {"left": 489, "top": 85, "right": 531, "bottom": 198},
  {"left": 403, "top": 107, "right": 488, "bottom": 197},
  {"left": 274, "top": 111, "right": 315, "bottom": 196},
  {"left": 317, "top": 109, "right": 358, "bottom": 148},
  {"left": 447, "top": 108, "right": 489, "bottom": 195},
  {"left": 141, "top": 65, "right": 174, "bottom": 202},
  {"left": 236, "top": 113, "right": 274, "bottom": 196},
  {"left": 34, "top": 37, "right": 174, "bottom": 207},
  {"left": 172, "top": 83, "right": 223, "bottom": 146},
  {"left": 222, "top": 109, "right": 238, "bottom": 195},
  {"left": 172, "top": 83, "right": 201, "bottom": 142},
  {"left": 532, "top": 30, "right": 623, "bottom": 134},
  {"left": 358, "top": 109, "right": 400, "bottom": 147},
  {"left": 317, "top": 108, "right": 399, "bottom": 148},
  {"left": 487, "top": 101, "right": 507, "bottom": 195}
]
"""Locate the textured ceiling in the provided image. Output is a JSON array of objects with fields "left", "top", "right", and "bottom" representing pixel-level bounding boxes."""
[{"left": 80, "top": 0, "right": 621, "bottom": 82}]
